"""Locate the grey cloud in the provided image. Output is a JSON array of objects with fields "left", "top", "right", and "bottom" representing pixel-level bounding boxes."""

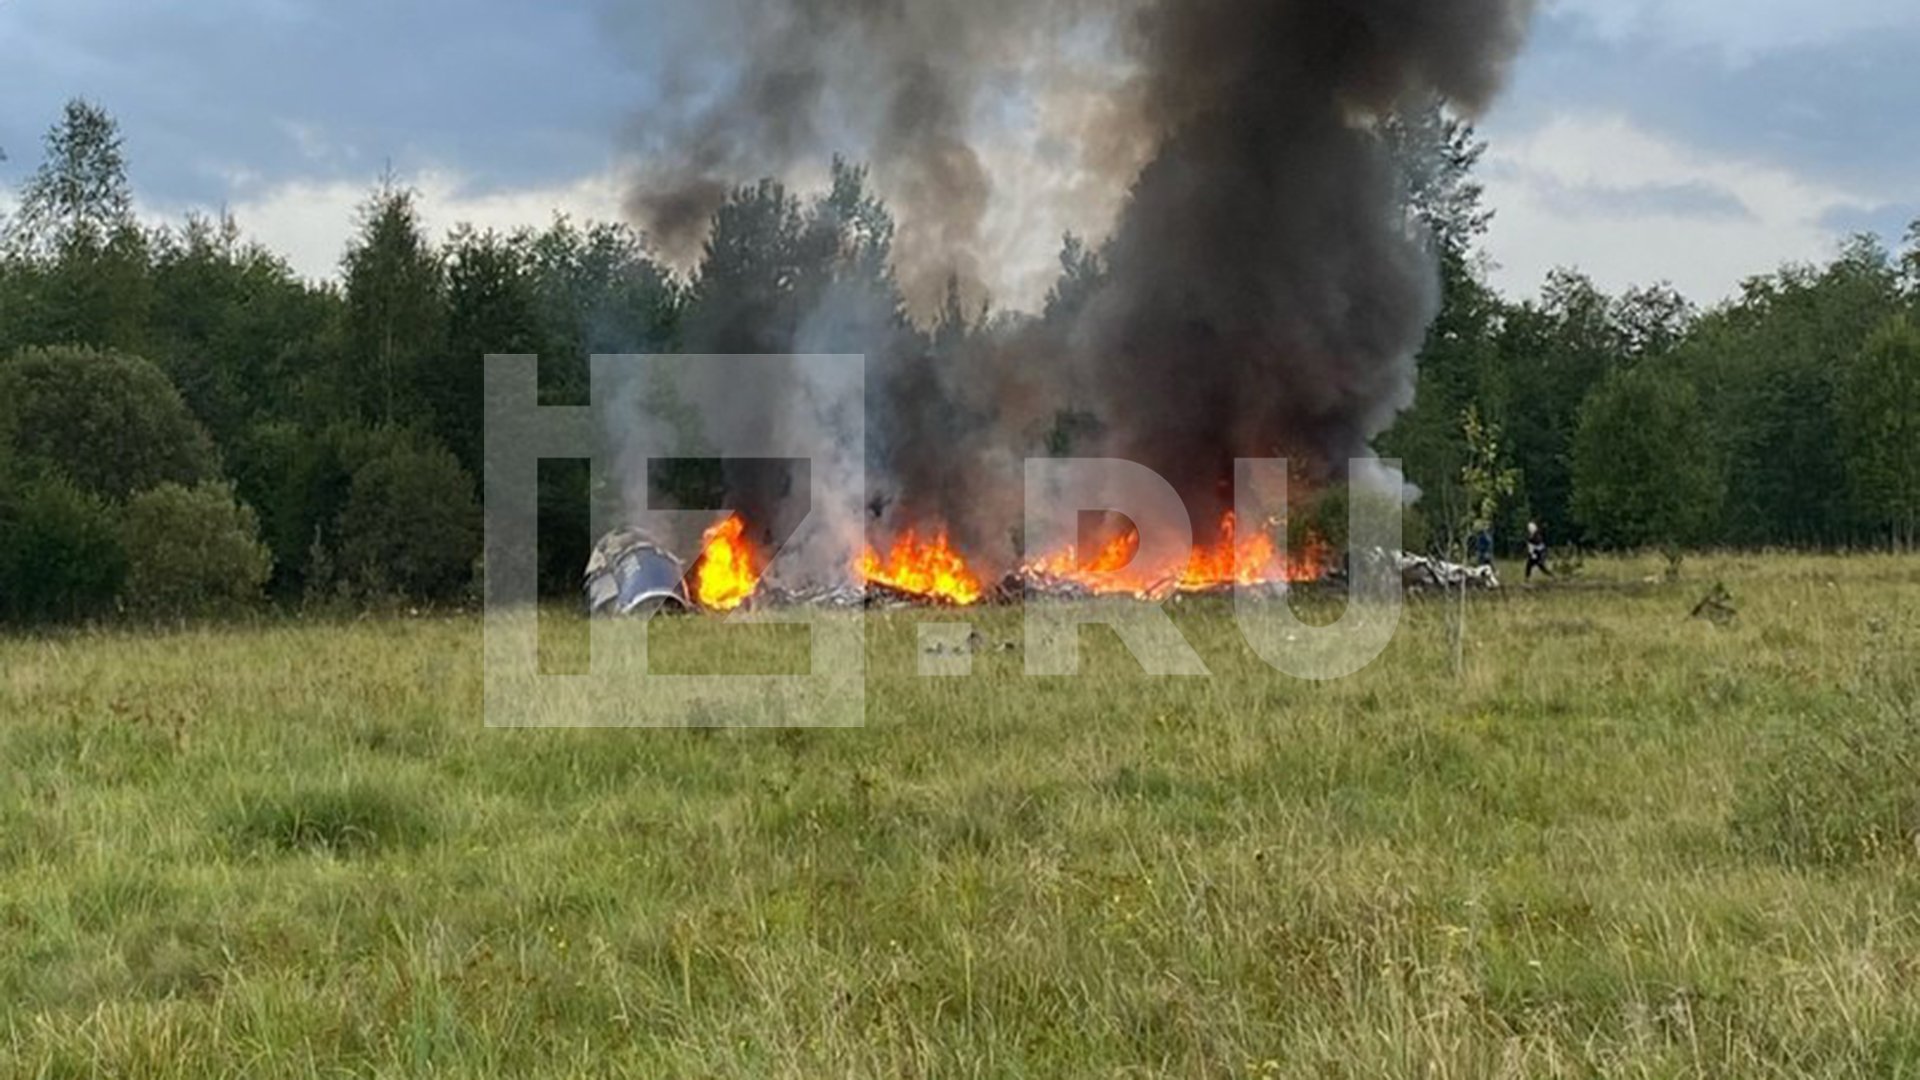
[
  {"left": 0, "top": 0, "right": 643, "bottom": 207},
  {"left": 1529, "top": 174, "right": 1756, "bottom": 222},
  {"left": 1486, "top": 8, "right": 1920, "bottom": 195},
  {"left": 1818, "top": 202, "right": 1920, "bottom": 247}
]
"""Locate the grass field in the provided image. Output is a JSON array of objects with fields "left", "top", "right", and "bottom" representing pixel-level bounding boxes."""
[{"left": 3, "top": 553, "right": 1918, "bottom": 1077}]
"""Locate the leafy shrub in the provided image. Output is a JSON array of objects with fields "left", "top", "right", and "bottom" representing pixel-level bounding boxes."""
[
  {"left": 0, "top": 345, "right": 218, "bottom": 500},
  {"left": 332, "top": 436, "right": 480, "bottom": 603},
  {"left": 120, "top": 481, "right": 272, "bottom": 617},
  {"left": 223, "top": 782, "right": 435, "bottom": 856},
  {"left": 1731, "top": 654, "right": 1920, "bottom": 867},
  {"left": 0, "top": 475, "right": 126, "bottom": 623}
]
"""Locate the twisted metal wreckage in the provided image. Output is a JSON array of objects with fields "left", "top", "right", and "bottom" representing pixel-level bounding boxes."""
[{"left": 582, "top": 529, "right": 1499, "bottom": 617}]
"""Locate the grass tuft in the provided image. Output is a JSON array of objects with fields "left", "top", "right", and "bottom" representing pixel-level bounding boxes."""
[{"left": 221, "top": 781, "right": 436, "bottom": 856}]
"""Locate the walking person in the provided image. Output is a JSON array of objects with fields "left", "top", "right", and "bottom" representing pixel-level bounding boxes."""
[{"left": 1525, "top": 521, "right": 1553, "bottom": 582}]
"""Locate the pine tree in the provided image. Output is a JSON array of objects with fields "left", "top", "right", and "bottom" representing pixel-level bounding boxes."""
[{"left": 340, "top": 179, "right": 446, "bottom": 425}]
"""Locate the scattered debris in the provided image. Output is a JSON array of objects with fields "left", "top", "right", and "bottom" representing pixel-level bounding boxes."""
[
  {"left": 754, "top": 583, "right": 869, "bottom": 609},
  {"left": 590, "top": 528, "right": 1467, "bottom": 614},
  {"left": 1396, "top": 552, "right": 1501, "bottom": 593},
  {"left": 860, "top": 580, "right": 970, "bottom": 609},
  {"left": 1691, "top": 583, "right": 1737, "bottom": 627}
]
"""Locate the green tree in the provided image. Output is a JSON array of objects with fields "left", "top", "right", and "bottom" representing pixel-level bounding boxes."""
[
  {"left": 1383, "top": 98, "right": 1493, "bottom": 264},
  {"left": 0, "top": 99, "right": 153, "bottom": 351},
  {"left": 0, "top": 476, "right": 126, "bottom": 623},
  {"left": 2, "top": 228, "right": 155, "bottom": 354},
  {"left": 0, "top": 345, "right": 219, "bottom": 501},
  {"left": 119, "top": 481, "right": 273, "bottom": 617},
  {"left": 516, "top": 217, "right": 682, "bottom": 596},
  {"left": 683, "top": 179, "right": 806, "bottom": 354},
  {"left": 1377, "top": 101, "right": 1503, "bottom": 535},
  {"left": 147, "top": 213, "right": 342, "bottom": 445},
  {"left": 1899, "top": 220, "right": 1920, "bottom": 301},
  {"left": 1614, "top": 283, "right": 1697, "bottom": 361},
  {"left": 443, "top": 226, "right": 538, "bottom": 471},
  {"left": 1493, "top": 269, "right": 1625, "bottom": 540},
  {"left": 225, "top": 420, "right": 343, "bottom": 599},
  {"left": 1571, "top": 364, "right": 1723, "bottom": 549},
  {"left": 1459, "top": 404, "right": 1518, "bottom": 545},
  {"left": 525, "top": 216, "right": 680, "bottom": 405},
  {"left": 790, "top": 158, "right": 912, "bottom": 357},
  {"left": 4, "top": 99, "right": 134, "bottom": 258},
  {"left": 1676, "top": 237, "right": 1901, "bottom": 546},
  {"left": 333, "top": 437, "right": 480, "bottom": 602},
  {"left": 800, "top": 158, "right": 902, "bottom": 307},
  {"left": 1836, "top": 315, "right": 1920, "bottom": 546},
  {"left": 234, "top": 421, "right": 429, "bottom": 602},
  {"left": 341, "top": 181, "right": 446, "bottom": 426}
]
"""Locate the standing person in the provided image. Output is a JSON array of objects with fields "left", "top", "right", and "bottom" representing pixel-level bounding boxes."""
[
  {"left": 1472, "top": 522, "right": 1495, "bottom": 568},
  {"left": 1525, "top": 521, "right": 1553, "bottom": 581}
]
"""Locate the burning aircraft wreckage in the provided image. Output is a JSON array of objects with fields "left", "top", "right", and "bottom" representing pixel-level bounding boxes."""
[
  {"left": 586, "top": 0, "right": 1534, "bottom": 615},
  {"left": 585, "top": 513, "right": 1357, "bottom": 617},
  {"left": 583, "top": 517, "right": 1495, "bottom": 617}
]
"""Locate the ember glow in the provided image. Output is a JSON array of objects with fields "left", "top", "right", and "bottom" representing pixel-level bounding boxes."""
[
  {"left": 857, "top": 529, "right": 985, "bottom": 606},
  {"left": 692, "top": 514, "right": 763, "bottom": 611},
  {"left": 1025, "top": 512, "right": 1328, "bottom": 597}
]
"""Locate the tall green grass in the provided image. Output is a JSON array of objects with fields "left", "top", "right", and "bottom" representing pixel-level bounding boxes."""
[{"left": 1, "top": 553, "right": 1916, "bottom": 1077}]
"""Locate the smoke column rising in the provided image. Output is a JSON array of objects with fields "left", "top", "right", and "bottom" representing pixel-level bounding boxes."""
[
  {"left": 619, "top": 0, "right": 1535, "bottom": 572},
  {"left": 1074, "top": 0, "right": 1534, "bottom": 518}
]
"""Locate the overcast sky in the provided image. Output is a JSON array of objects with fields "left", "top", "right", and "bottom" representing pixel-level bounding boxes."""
[{"left": 2, "top": 0, "right": 1914, "bottom": 308}]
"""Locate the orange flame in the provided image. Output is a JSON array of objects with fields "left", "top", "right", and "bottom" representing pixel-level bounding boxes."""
[
  {"left": 692, "top": 514, "right": 762, "bottom": 611},
  {"left": 1024, "top": 518, "right": 1140, "bottom": 581},
  {"left": 1179, "top": 511, "right": 1281, "bottom": 589},
  {"left": 857, "top": 528, "right": 984, "bottom": 606},
  {"left": 1026, "top": 511, "right": 1326, "bottom": 596}
]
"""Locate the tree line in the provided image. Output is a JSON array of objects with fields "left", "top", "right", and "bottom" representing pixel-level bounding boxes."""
[{"left": 1, "top": 99, "right": 1917, "bottom": 624}]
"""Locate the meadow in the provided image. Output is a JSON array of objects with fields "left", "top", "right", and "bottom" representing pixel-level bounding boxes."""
[{"left": 2, "top": 553, "right": 1917, "bottom": 1078}]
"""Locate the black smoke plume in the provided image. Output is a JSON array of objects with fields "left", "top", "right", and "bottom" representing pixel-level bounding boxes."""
[{"left": 620, "top": 0, "right": 1534, "bottom": 575}]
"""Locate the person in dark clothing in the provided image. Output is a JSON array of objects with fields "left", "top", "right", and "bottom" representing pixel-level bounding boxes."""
[
  {"left": 1525, "top": 521, "right": 1553, "bottom": 581},
  {"left": 1472, "top": 523, "right": 1495, "bottom": 568}
]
